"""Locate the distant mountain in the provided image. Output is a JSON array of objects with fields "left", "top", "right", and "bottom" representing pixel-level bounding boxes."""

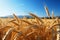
[
  {"left": 41, "top": 16, "right": 60, "bottom": 19},
  {"left": 0, "top": 15, "right": 60, "bottom": 19},
  {"left": 0, "top": 15, "right": 33, "bottom": 18}
]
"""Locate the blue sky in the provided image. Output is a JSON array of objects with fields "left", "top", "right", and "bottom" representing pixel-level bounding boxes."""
[{"left": 0, "top": 0, "right": 60, "bottom": 17}]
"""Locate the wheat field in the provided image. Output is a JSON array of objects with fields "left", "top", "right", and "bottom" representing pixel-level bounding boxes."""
[
  {"left": 0, "top": 6, "right": 60, "bottom": 40},
  {"left": 0, "top": 13, "right": 60, "bottom": 40}
]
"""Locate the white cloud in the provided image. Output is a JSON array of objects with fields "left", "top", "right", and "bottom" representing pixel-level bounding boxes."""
[{"left": 0, "top": 0, "right": 28, "bottom": 17}]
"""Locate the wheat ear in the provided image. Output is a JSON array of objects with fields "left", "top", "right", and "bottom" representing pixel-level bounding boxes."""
[
  {"left": 13, "top": 14, "right": 20, "bottom": 23},
  {"left": 29, "top": 13, "right": 43, "bottom": 24},
  {"left": 2, "top": 28, "right": 13, "bottom": 40},
  {"left": 44, "top": 6, "right": 50, "bottom": 18},
  {"left": 21, "top": 20, "right": 33, "bottom": 25}
]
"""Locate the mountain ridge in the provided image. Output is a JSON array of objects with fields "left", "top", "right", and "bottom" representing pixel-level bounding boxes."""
[{"left": 0, "top": 15, "right": 60, "bottom": 19}]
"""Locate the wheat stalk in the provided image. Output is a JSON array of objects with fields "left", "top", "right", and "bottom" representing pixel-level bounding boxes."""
[
  {"left": 9, "top": 21, "right": 20, "bottom": 26},
  {"left": 14, "top": 32, "right": 22, "bottom": 40},
  {"left": 29, "top": 13, "right": 44, "bottom": 24},
  {"left": 2, "top": 28, "right": 13, "bottom": 40},
  {"left": 13, "top": 14, "right": 20, "bottom": 24},
  {"left": 44, "top": 6, "right": 50, "bottom": 18},
  {"left": 26, "top": 31, "right": 35, "bottom": 37},
  {"left": 9, "top": 19, "right": 16, "bottom": 22},
  {"left": 21, "top": 20, "right": 33, "bottom": 25},
  {"left": 52, "top": 10, "right": 54, "bottom": 19}
]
